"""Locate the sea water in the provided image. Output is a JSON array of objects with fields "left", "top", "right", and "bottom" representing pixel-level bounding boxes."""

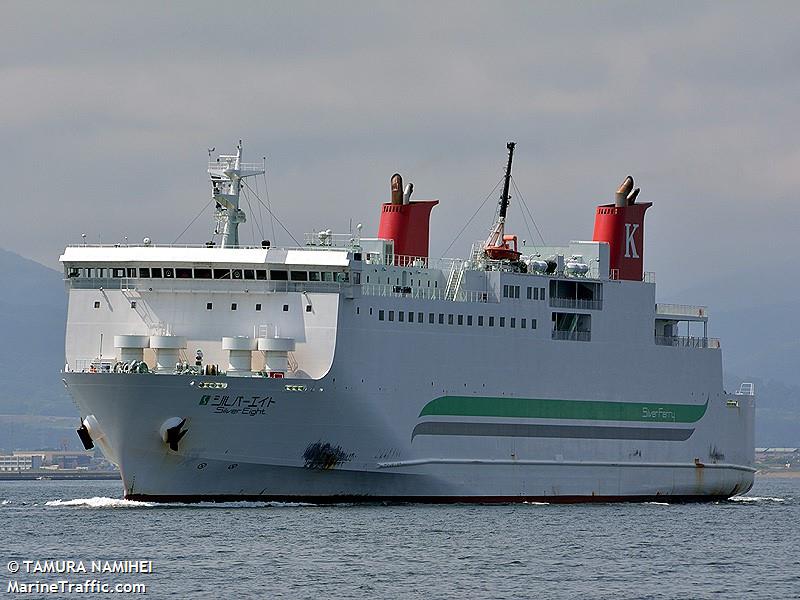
[{"left": 2, "top": 477, "right": 798, "bottom": 599}]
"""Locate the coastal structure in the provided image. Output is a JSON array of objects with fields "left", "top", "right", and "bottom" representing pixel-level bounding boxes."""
[{"left": 60, "top": 142, "right": 755, "bottom": 502}]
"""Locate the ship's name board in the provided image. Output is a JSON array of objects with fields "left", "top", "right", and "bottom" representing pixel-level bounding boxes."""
[
  {"left": 641, "top": 407, "right": 676, "bottom": 422},
  {"left": 199, "top": 394, "right": 274, "bottom": 416}
]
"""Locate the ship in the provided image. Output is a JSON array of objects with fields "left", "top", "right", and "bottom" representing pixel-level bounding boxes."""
[{"left": 61, "top": 141, "right": 755, "bottom": 502}]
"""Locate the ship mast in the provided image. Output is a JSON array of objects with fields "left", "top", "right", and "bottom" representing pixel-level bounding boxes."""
[
  {"left": 483, "top": 141, "right": 521, "bottom": 261},
  {"left": 207, "top": 141, "right": 265, "bottom": 248}
]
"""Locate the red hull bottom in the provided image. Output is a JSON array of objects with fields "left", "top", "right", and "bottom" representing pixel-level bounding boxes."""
[{"left": 126, "top": 493, "right": 735, "bottom": 504}]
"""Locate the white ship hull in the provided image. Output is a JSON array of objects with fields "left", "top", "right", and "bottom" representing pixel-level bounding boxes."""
[{"left": 64, "top": 310, "right": 755, "bottom": 502}]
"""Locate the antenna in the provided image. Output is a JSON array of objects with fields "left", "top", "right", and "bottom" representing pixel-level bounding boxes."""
[
  {"left": 207, "top": 142, "right": 265, "bottom": 248},
  {"left": 498, "top": 141, "right": 516, "bottom": 220}
]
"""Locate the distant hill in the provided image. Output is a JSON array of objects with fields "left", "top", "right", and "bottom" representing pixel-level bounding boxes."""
[
  {"left": 0, "top": 248, "right": 72, "bottom": 417},
  {"left": 668, "top": 265, "right": 800, "bottom": 387}
]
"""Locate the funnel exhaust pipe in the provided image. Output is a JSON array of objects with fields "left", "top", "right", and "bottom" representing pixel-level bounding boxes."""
[
  {"left": 391, "top": 174, "right": 403, "bottom": 205},
  {"left": 615, "top": 175, "right": 635, "bottom": 207}
]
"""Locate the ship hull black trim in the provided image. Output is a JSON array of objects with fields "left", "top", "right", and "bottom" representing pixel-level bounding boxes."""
[{"left": 411, "top": 421, "right": 694, "bottom": 441}]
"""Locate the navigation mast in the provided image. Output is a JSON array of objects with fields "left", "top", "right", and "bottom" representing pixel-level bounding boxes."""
[
  {"left": 483, "top": 141, "right": 521, "bottom": 261},
  {"left": 207, "top": 141, "right": 265, "bottom": 248}
]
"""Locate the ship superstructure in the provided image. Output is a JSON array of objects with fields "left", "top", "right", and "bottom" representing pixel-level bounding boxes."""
[{"left": 61, "top": 142, "right": 755, "bottom": 502}]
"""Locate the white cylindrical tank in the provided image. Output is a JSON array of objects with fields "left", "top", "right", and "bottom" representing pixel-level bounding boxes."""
[
  {"left": 257, "top": 337, "right": 296, "bottom": 374},
  {"left": 222, "top": 336, "right": 257, "bottom": 375},
  {"left": 565, "top": 260, "right": 590, "bottom": 276},
  {"left": 149, "top": 335, "right": 187, "bottom": 372},
  {"left": 528, "top": 259, "right": 548, "bottom": 273},
  {"left": 113, "top": 335, "right": 150, "bottom": 363}
]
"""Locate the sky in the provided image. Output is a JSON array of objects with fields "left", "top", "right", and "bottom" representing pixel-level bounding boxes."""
[{"left": 2, "top": 1, "right": 799, "bottom": 309}]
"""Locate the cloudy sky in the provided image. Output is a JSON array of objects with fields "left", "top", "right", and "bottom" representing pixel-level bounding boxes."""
[{"left": 3, "top": 1, "right": 799, "bottom": 307}]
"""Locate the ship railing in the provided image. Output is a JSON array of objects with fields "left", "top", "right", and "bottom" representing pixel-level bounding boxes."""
[
  {"left": 549, "top": 298, "right": 604, "bottom": 310},
  {"left": 655, "top": 303, "right": 708, "bottom": 318},
  {"left": 551, "top": 330, "right": 591, "bottom": 342},
  {"left": 303, "top": 231, "right": 360, "bottom": 248},
  {"left": 360, "top": 283, "right": 491, "bottom": 303},
  {"left": 654, "top": 335, "right": 720, "bottom": 349},
  {"left": 207, "top": 161, "right": 265, "bottom": 172},
  {"left": 65, "top": 277, "right": 348, "bottom": 294},
  {"left": 608, "top": 269, "right": 656, "bottom": 283},
  {"left": 64, "top": 242, "right": 349, "bottom": 252},
  {"left": 69, "top": 358, "right": 115, "bottom": 373}
]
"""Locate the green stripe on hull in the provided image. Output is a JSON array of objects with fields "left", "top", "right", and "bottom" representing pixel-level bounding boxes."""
[{"left": 419, "top": 396, "right": 708, "bottom": 423}]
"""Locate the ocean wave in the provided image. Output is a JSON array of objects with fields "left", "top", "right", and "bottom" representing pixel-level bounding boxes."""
[
  {"left": 522, "top": 501, "right": 550, "bottom": 505},
  {"left": 44, "top": 497, "right": 316, "bottom": 509},
  {"left": 730, "top": 496, "right": 787, "bottom": 503},
  {"left": 45, "top": 497, "right": 155, "bottom": 508},
  {"left": 645, "top": 501, "right": 670, "bottom": 506}
]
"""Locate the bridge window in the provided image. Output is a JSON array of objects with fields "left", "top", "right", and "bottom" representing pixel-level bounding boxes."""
[
  {"left": 194, "top": 268, "right": 212, "bottom": 279},
  {"left": 510, "top": 317, "right": 516, "bottom": 328},
  {"left": 457, "top": 315, "right": 463, "bottom": 325},
  {"left": 489, "top": 316, "right": 495, "bottom": 327},
  {"left": 309, "top": 272, "right": 321, "bottom": 281},
  {"left": 478, "top": 316, "right": 484, "bottom": 326},
  {"left": 243, "top": 269, "right": 255, "bottom": 280},
  {"left": 389, "top": 311, "right": 394, "bottom": 321},
  {"left": 270, "top": 270, "right": 288, "bottom": 281},
  {"left": 176, "top": 268, "right": 192, "bottom": 278},
  {"left": 500, "top": 317, "right": 505, "bottom": 327},
  {"left": 126, "top": 268, "right": 137, "bottom": 277},
  {"left": 322, "top": 272, "right": 334, "bottom": 282},
  {"left": 283, "top": 304, "right": 289, "bottom": 312},
  {"left": 213, "top": 269, "right": 230, "bottom": 280},
  {"left": 255, "top": 303, "right": 261, "bottom": 311},
  {"left": 256, "top": 270, "right": 267, "bottom": 280},
  {"left": 290, "top": 271, "right": 308, "bottom": 281},
  {"left": 151, "top": 268, "right": 162, "bottom": 278},
  {"left": 232, "top": 269, "right": 242, "bottom": 279},
  {"left": 418, "top": 312, "right": 424, "bottom": 323},
  {"left": 379, "top": 310, "right": 385, "bottom": 321},
  {"left": 163, "top": 268, "right": 174, "bottom": 278},
  {"left": 428, "top": 313, "right": 434, "bottom": 324},
  {"left": 408, "top": 312, "right": 414, "bottom": 323},
  {"left": 521, "top": 318, "right": 526, "bottom": 329},
  {"left": 399, "top": 311, "right": 405, "bottom": 322},
  {"left": 231, "top": 303, "right": 237, "bottom": 310},
  {"left": 467, "top": 315, "right": 473, "bottom": 326}
]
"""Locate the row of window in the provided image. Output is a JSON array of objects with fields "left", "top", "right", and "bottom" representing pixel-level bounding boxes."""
[
  {"left": 377, "top": 309, "right": 537, "bottom": 330},
  {"left": 94, "top": 300, "right": 309, "bottom": 313},
  {"left": 365, "top": 274, "right": 438, "bottom": 288},
  {"left": 70, "top": 267, "right": 350, "bottom": 283},
  {"left": 503, "top": 284, "right": 547, "bottom": 300}
]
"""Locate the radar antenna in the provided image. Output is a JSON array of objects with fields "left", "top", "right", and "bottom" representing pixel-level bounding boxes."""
[{"left": 207, "top": 141, "right": 265, "bottom": 247}]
